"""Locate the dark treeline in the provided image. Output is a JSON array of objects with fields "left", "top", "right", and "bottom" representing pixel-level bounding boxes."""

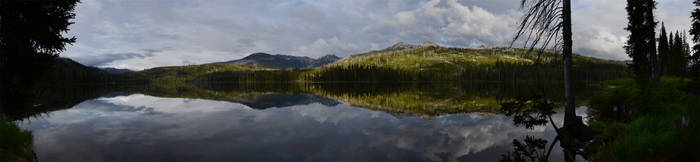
[
  {"left": 193, "top": 70, "right": 309, "bottom": 83},
  {"left": 312, "top": 65, "right": 442, "bottom": 82},
  {"left": 627, "top": 14, "right": 700, "bottom": 87},
  {"left": 311, "top": 61, "right": 627, "bottom": 83},
  {"left": 38, "top": 58, "right": 122, "bottom": 85}
]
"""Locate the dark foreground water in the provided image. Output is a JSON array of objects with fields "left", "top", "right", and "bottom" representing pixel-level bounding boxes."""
[{"left": 7, "top": 83, "right": 593, "bottom": 161}]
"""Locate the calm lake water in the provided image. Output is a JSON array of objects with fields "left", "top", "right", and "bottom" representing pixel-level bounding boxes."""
[{"left": 9, "top": 83, "right": 592, "bottom": 161}]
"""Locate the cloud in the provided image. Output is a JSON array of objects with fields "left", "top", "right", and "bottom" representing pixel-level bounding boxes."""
[
  {"left": 296, "top": 37, "right": 361, "bottom": 57},
  {"left": 62, "top": 0, "right": 696, "bottom": 69},
  {"left": 72, "top": 51, "right": 154, "bottom": 67},
  {"left": 362, "top": 0, "right": 519, "bottom": 47}
]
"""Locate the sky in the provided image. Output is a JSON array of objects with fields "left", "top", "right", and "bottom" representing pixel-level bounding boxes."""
[{"left": 62, "top": 0, "right": 697, "bottom": 70}]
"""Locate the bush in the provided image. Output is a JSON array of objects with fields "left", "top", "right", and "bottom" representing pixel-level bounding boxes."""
[{"left": 589, "top": 77, "right": 700, "bottom": 161}]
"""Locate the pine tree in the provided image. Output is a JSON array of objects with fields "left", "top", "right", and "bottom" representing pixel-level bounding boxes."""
[
  {"left": 690, "top": 0, "right": 700, "bottom": 78},
  {"left": 669, "top": 31, "right": 689, "bottom": 76},
  {"left": 682, "top": 32, "right": 691, "bottom": 76},
  {"left": 658, "top": 23, "right": 669, "bottom": 76},
  {"left": 625, "top": 0, "right": 659, "bottom": 86}
]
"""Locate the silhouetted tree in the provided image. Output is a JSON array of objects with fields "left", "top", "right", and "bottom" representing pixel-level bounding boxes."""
[
  {"left": 513, "top": 0, "right": 581, "bottom": 129},
  {"left": 658, "top": 22, "right": 669, "bottom": 75},
  {"left": 0, "top": 0, "right": 80, "bottom": 84},
  {"left": 668, "top": 31, "right": 691, "bottom": 76},
  {"left": 691, "top": 0, "right": 700, "bottom": 78},
  {"left": 625, "top": 0, "right": 659, "bottom": 86},
  {"left": 0, "top": 0, "right": 80, "bottom": 111}
]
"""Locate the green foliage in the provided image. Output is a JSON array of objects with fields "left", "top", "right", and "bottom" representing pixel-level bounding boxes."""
[
  {"left": 589, "top": 77, "right": 700, "bottom": 161},
  {"left": 0, "top": 121, "right": 34, "bottom": 162}
]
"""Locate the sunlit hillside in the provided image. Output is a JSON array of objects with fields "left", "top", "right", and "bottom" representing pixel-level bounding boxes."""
[
  {"left": 327, "top": 42, "right": 623, "bottom": 73},
  {"left": 310, "top": 42, "right": 629, "bottom": 82},
  {"left": 117, "top": 42, "right": 629, "bottom": 84}
]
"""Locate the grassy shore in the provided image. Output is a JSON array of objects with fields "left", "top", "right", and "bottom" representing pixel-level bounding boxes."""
[{"left": 0, "top": 121, "right": 34, "bottom": 162}]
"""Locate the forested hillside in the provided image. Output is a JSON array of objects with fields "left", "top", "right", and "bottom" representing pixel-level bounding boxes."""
[{"left": 310, "top": 43, "right": 629, "bottom": 83}]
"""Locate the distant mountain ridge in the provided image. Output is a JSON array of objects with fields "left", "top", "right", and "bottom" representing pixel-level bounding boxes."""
[
  {"left": 211, "top": 53, "right": 341, "bottom": 69},
  {"left": 101, "top": 67, "right": 133, "bottom": 74}
]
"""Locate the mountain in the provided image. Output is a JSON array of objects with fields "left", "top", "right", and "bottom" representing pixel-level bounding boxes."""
[
  {"left": 53, "top": 58, "right": 106, "bottom": 74},
  {"left": 39, "top": 58, "right": 117, "bottom": 84},
  {"left": 382, "top": 42, "right": 420, "bottom": 52},
  {"left": 101, "top": 67, "right": 133, "bottom": 74},
  {"left": 122, "top": 41, "right": 628, "bottom": 84},
  {"left": 379, "top": 41, "right": 440, "bottom": 52},
  {"left": 212, "top": 53, "right": 341, "bottom": 69},
  {"left": 311, "top": 55, "right": 342, "bottom": 67}
]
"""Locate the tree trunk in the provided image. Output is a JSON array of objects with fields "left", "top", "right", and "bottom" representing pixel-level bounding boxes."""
[{"left": 562, "top": 0, "right": 577, "bottom": 127}]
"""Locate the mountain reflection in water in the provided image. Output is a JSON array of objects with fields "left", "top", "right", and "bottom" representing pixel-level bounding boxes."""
[{"left": 6, "top": 83, "right": 594, "bottom": 161}]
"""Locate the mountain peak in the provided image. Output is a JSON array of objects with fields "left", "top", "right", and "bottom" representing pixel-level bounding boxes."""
[
  {"left": 318, "top": 54, "right": 341, "bottom": 59},
  {"left": 211, "top": 53, "right": 340, "bottom": 69},
  {"left": 245, "top": 53, "right": 273, "bottom": 58},
  {"left": 384, "top": 42, "right": 420, "bottom": 51}
]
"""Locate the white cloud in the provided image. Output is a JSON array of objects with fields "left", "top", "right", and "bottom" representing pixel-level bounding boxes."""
[{"left": 296, "top": 37, "right": 362, "bottom": 58}]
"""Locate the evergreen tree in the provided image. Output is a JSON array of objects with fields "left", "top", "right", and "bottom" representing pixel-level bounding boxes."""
[
  {"left": 0, "top": 0, "right": 80, "bottom": 87},
  {"left": 669, "top": 31, "right": 689, "bottom": 76},
  {"left": 683, "top": 32, "right": 691, "bottom": 75},
  {"left": 669, "top": 33, "right": 675, "bottom": 55},
  {"left": 0, "top": 0, "right": 80, "bottom": 110},
  {"left": 658, "top": 23, "right": 669, "bottom": 76},
  {"left": 625, "top": 0, "right": 659, "bottom": 86},
  {"left": 690, "top": 0, "right": 700, "bottom": 78}
]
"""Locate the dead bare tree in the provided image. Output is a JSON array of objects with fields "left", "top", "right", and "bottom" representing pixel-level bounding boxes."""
[{"left": 512, "top": 0, "right": 580, "bottom": 129}]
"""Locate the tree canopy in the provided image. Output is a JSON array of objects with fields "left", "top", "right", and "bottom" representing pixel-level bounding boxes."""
[{"left": 0, "top": 0, "right": 80, "bottom": 87}]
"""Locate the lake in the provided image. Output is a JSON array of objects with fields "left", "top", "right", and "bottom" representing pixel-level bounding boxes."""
[{"left": 7, "top": 82, "right": 594, "bottom": 161}]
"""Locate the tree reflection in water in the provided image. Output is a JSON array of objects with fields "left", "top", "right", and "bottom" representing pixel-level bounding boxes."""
[{"left": 499, "top": 96, "right": 586, "bottom": 162}]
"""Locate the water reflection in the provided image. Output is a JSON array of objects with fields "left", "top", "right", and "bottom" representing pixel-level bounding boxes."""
[
  {"left": 500, "top": 96, "right": 592, "bottom": 162},
  {"left": 19, "top": 93, "right": 581, "bottom": 162},
  {"left": 2, "top": 83, "right": 597, "bottom": 161}
]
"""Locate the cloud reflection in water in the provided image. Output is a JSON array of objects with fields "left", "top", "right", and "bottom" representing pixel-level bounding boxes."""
[{"left": 20, "top": 94, "right": 564, "bottom": 162}]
